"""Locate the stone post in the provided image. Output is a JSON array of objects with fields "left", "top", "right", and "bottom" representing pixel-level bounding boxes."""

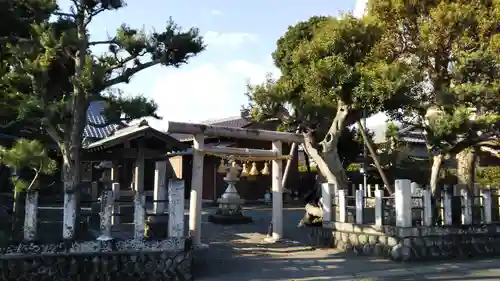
[
  {"left": 422, "top": 189, "right": 432, "bottom": 226},
  {"left": 443, "top": 190, "right": 453, "bottom": 225},
  {"left": 375, "top": 189, "right": 383, "bottom": 226},
  {"left": 23, "top": 191, "right": 39, "bottom": 242},
  {"left": 111, "top": 182, "right": 120, "bottom": 225},
  {"left": 168, "top": 180, "right": 185, "bottom": 238},
  {"left": 338, "top": 189, "right": 346, "bottom": 223},
  {"left": 321, "top": 183, "right": 333, "bottom": 222},
  {"left": 98, "top": 189, "right": 113, "bottom": 241},
  {"left": 461, "top": 189, "right": 472, "bottom": 225},
  {"left": 62, "top": 190, "right": 77, "bottom": 240},
  {"left": 482, "top": 189, "right": 492, "bottom": 224},
  {"left": 134, "top": 191, "right": 146, "bottom": 240},
  {"left": 355, "top": 189, "right": 364, "bottom": 224},
  {"left": 395, "top": 179, "right": 412, "bottom": 227},
  {"left": 154, "top": 161, "right": 167, "bottom": 214}
]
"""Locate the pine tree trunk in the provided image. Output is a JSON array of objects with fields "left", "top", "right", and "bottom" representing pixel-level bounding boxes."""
[
  {"left": 429, "top": 154, "right": 443, "bottom": 196},
  {"left": 61, "top": 143, "right": 82, "bottom": 240},
  {"left": 456, "top": 148, "right": 476, "bottom": 192}
]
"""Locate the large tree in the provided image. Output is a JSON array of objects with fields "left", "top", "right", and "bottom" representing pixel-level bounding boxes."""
[
  {"left": 244, "top": 15, "right": 415, "bottom": 192},
  {"left": 0, "top": 0, "right": 204, "bottom": 194},
  {"left": 368, "top": 0, "right": 500, "bottom": 194}
]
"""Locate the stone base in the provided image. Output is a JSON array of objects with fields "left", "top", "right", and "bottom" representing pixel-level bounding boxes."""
[
  {"left": 0, "top": 238, "right": 192, "bottom": 281},
  {"left": 311, "top": 222, "right": 500, "bottom": 262},
  {"left": 208, "top": 214, "right": 253, "bottom": 225}
]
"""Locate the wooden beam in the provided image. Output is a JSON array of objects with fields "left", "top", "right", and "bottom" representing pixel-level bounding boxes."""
[
  {"left": 164, "top": 121, "right": 303, "bottom": 143},
  {"left": 202, "top": 147, "right": 278, "bottom": 158}
]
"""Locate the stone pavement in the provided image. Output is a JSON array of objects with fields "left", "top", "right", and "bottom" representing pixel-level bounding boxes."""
[{"left": 195, "top": 207, "right": 500, "bottom": 281}]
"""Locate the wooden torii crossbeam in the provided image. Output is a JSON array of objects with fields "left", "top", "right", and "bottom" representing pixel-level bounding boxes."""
[{"left": 163, "top": 121, "right": 304, "bottom": 246}]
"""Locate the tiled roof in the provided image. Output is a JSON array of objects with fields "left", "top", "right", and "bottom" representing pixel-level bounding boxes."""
[
  {"left": 201, "top": 116, "right": 252, "bottom": 128},
  {"left": 84, "top": 101, "right": 118, "bottom": 139},
  {"left": 85, "top": 120, "right": 188, "bottom": 152}
]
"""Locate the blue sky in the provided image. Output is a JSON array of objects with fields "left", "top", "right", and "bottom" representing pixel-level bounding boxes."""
[{"left": 60, "top": 0, "right": 380, "bottom": 128}]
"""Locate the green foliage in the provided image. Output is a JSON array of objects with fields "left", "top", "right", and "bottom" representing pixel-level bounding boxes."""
[
  {"left": 0, "top": 0, "right": 204, "bottom": 161},
  {"left": 444, "top": 166, "right": 500, "bottom": 188},
  {"left": 245, "top": 15, "right": 414, "bottom": 126},
  {"left": 369, "top": 0, "right": 500, "bottom": 154},
  {"left": 0, "top": 139, "right": 57, "bottom": 191},
  {"left": 475, "top": 167, "right": 500, "bottom": 188}
]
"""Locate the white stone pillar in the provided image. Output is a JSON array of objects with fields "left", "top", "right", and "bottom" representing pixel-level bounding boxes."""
[
  {"left": 482, "top": 189, "right": 492, "bottom": 224},
  {"left": 23, "top": 191, "right": 39, "bottom": 241},
  {"left": 443, "top": 191, "right": 453, "bottom": 225},
  {"left": 154, "top": 161, "right": 167, "bottom": 214},
  {"left": 461, "top": 189, "right": 472, "bottom": 225},
  {"left": 112, "top": 182, "right": 120, "bottom": 225},
  {"left": 271, "top": 140, "right": 283, "bottom": 241},
  {"left": 168, "top": 180, "right": 185, "bottom": 238},
  {"left": 422, "top": 189, "right": 433, "bottom": 226},
  {"left": 134, "top": 192, "right": 146, "bottom": 240},
  {"left": 321, "top": 183, "right": 333, "bottom": 222},
  {"left": 338, "top": 189, "right": 347, "bottom": 223},
  {"left": 189, "top": 133, "right": 204, "bottom": 246},
  {"left": 355, "top": 189, "right": 364, "bottom": 224},
  {"left": 395, "top": 179, "right": 412, "bottom": 227},
  {"left": 62, "top": 190, "right": 77, "bottom": 240},
  {"left": 375, "top": 189, "right": 383, "bottom": 226},
  {"left": 98, "top": 189, "right": 113, "bottom": 241}
]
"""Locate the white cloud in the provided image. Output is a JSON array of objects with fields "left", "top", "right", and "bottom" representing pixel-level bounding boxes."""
[
  {"left": 353, "top": 0, "right": 367, "bottom": 18},
  {"left": 149, "top": 60, "right": 278, "bottom": 128},
  {"left": 210, "top": 9, "right": 222, "bottom": 16},
  {"left": 203, "top": 31, "right": 258, "bottom": 49}
]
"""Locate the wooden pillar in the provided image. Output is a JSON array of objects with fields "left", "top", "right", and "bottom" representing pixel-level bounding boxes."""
[
  {"left": 154, "top": 161, "right": 167, "bottom": 214},
  {"left": 189, "top": 133, "right": 204, "bottom": 246},
  {"left": 271, "top": 140, "right": 283, "bottom": 241},
  {"left": 134, "top": 147, "right": 145, "bottom": 193},
  {"left": 111, "top": 183, "right": 120, "bottom": 225}
]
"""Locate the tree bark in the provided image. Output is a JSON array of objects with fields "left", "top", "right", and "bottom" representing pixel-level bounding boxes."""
[
  {"left": 429, "top": 154, "right": 443, "bottom": 196},
  {"left": 302, "top": 100, "right": 349, "bottom": 191},
  {"left": 456, "top": 148, "right": 477, "bottom": 192}
]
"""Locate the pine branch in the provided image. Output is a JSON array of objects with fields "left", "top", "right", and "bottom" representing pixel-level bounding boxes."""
[{"left": 103, "top": 60, "right": 158, "bottom": 87}]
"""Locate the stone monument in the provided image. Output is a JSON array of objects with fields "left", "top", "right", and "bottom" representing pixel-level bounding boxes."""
[{"left": 208, "top": 160, "right": 253, "bottom": 224}]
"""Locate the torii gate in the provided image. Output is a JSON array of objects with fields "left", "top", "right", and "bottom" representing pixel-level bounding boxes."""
[{"left": 163, "top": 121, "right": 304, "bottom": 247}]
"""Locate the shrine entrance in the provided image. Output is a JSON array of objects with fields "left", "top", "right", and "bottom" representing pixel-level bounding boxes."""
[{"left": 162, "top": 121, "right": 304, "bottom": 247}]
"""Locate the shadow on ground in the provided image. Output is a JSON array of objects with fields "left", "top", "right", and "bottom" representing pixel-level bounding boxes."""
[{"left": 195, "top": 208, "right": 500, "bottom": 281}]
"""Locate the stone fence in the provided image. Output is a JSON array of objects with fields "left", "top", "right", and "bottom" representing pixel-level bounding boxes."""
[
  {"left": 314, "top": 179, "right": 500, "bottom": 262},
  {"left": 0, "top": 179, "right": 193, "bottom": 281}
]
